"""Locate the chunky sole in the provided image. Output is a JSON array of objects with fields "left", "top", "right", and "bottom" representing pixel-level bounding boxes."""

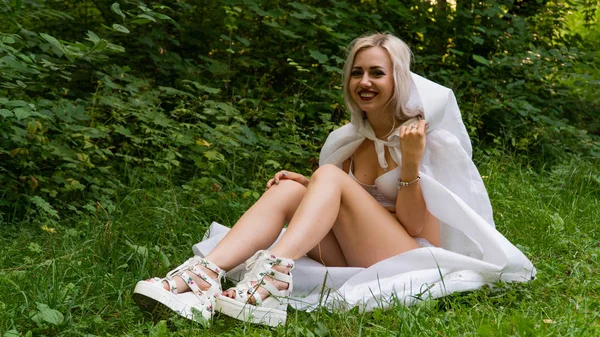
[
  {"left": 214, "top": 296, "right": 287, "bottom": 327},
  {"left": 132, "top": 281, "right": 212, "bottom": 324}
]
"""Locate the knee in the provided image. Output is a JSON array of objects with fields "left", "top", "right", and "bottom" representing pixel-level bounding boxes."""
[
  {"left": 272, "top": 179, "right": 306, "bottom": 195},
  {"left": 311, "top": 164, "right": 345, "bottom": 183}
]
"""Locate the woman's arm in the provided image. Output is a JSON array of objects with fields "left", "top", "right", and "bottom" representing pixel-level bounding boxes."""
[{"left": 395, "top": 120, "right": 435, "bottom": 237}]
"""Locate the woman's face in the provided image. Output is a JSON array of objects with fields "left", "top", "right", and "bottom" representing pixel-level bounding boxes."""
[{"left": 349, "top": 46, "right": 395, "bottom": 115}]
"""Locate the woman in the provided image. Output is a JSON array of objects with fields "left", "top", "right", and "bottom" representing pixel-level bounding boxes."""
[{"left": 133, "top": 33, "right": 535, "bottom": 327}]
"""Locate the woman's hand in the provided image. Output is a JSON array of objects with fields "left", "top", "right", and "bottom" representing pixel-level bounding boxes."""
[
  {"left": 266, "top": 170, "right": 310, "bottom": 189},
  {"left": 399, "top": 119, "right": 427, "bottom": 167}
]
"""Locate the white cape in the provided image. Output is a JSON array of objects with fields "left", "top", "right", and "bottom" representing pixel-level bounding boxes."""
[{"left": 192, "top": 73, "right": 536, "bottom": 311}]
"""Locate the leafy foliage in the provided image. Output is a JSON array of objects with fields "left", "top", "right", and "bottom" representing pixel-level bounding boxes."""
[{"left": 0, "top": 0, "right": 598, "bottom": 223}]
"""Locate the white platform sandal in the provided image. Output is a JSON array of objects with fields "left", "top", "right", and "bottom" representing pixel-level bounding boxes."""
[
  {"left": 215, "top": 250, "right": 295, "bottom": 327},
  {"left": 132, "top": 256, "right": 225, "bottom": 324}
]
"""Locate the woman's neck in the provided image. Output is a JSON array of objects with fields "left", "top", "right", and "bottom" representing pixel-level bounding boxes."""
[{"left": 366, "top": 111, "right": 398, "bottom": 139}]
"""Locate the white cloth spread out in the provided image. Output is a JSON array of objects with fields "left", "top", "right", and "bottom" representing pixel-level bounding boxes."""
[{"left": 192, "top": 73, "right": 536, "bottom": 311}]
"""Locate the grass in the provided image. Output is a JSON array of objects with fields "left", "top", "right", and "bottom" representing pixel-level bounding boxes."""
[{"left": 1, "top": 153, "right": 599, "bottom": 336}]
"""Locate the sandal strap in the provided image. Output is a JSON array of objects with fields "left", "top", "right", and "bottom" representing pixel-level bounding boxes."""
[
  {"left": 235, "top": 284, "right": 262, "bottom": 306},
  {"left": 197, "top": 259, "right": 225, "bottom": 279},
  {"left": 165, "top": 278, "right": 178, "bottom": 294},
  {"left": 190, "top": 265, "right": 219, "bottom": 288},
  {"left": 233, "top": 280, "right": 272, "bottom": 306},
  {"left": 265, "top": 269, "right": 292, "bottom": 283},
  {"left": 180, "top": 271, "right": 205, "bottom": 298},
  {"left": 160, "top": 256, "right": 225, "bottom": 299},
  {"left": 167, "top": 257, "right": 225, "bottom": 279},
  {"left": 228, "top": 250, "right": 294, "bottom": 306},
  {"left": 256, "top": 278, "right": 282, "bottom": 299}
]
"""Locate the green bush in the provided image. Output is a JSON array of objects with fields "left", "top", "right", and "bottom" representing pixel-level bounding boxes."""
[{"left": 1, "top": 0, "right": 598, "bottom": 224}]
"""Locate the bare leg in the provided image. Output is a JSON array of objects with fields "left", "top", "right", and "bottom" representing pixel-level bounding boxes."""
[
  {"left": 204, "top": 179, "right": 305, "bottom": 271},
  {"left": 163, "top": 178, "right": 347, "bottom": 292},
  {"left": 272, "top": 164, "right": 420, "bottom": 265},
  {"left": 306, "top": 230, "right": 348, "bottom": 267},
  {"left": 227, "top": 164, "right": 420, "bottom": 301}
]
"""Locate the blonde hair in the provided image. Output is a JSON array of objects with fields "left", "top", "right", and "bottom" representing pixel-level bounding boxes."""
[{"left": 342, "top": 33, "right": 422, "bottom": 123}]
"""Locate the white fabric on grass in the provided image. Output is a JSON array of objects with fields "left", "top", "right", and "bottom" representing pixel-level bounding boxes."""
[{"left": 192, "top": 73, "right": 536, "bottom": 311}]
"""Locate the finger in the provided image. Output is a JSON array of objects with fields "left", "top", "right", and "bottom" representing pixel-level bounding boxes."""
[
  {"left": 400, "top": 125, "right": 407, "bottom": 137},
  {"left": 417, "top": 120, "right": 427, "bottom": 133},
  {"left": 273, "top": 171, "right": 286, "bottom": 182},
  {"left": 266, "top": 179, "right": 274, "bottom": 189},
  {"left": 278, "top": 170, "right": 297, "bottom": 183}
]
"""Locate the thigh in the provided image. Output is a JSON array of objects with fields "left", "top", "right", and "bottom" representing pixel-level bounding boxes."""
[
  {"left": 331, "top": 171, "right": 421, "bottom": 268},
  {"left": 306, "top": 230, "right": 348, "bottom": 267}
]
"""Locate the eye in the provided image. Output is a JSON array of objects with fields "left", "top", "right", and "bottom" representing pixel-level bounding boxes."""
[
  {"left": 371, "top": 70, "right": 385, "bottom": 77},
  {"left": 350, "top": 69, "right": 362, "bottom": 77}
]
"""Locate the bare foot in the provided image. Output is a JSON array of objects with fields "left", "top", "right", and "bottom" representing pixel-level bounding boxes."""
[{"left": 222, "top": 265, "right": 290, "bottom": 304}]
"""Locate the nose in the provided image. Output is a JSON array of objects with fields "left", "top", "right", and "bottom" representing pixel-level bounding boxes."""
[{"left": 359, "top": 74, "right": 371, "bottom": 88}]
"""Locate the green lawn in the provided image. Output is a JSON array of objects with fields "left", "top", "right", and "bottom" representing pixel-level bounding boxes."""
[{"left": 1, "top": 154, "right": 599, "bottom": 336}]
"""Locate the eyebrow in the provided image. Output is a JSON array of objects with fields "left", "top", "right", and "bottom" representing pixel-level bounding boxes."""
[{"left": 352, "top": 66, "right": 385, "bottom": 70}]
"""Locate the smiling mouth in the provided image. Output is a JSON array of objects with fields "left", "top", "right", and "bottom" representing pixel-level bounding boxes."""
[{"left": 358, "top": 91, "right": 378, "bottom": 101}]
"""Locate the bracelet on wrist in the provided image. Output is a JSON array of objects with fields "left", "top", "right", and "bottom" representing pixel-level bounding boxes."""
[{"left": 397, "top": 176, "right": 420, "bottom": 190}]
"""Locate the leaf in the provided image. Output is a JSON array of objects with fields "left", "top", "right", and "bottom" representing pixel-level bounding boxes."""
[
  {"left": 85, "top": 30, "right": 101, "bottom": 44},
  {"left": 149, "top": 320, "right": 170, "bottom": 337},
  {"left": 112, "top": 24, "right": 130, "bottom": 34},
  {"left": 0, "top": 109, "right": 13, "bottom": 118},
  {"left": 236, "top": 125, "right": 257, "bottom": 145},
  {"left": 549, "top": 212, "right": 564, "bottom": 231},
  {"left": 195, "top": 139, "right": 211, "bottom": 147},
  {"left": 314, "top": 322, "right": 329, "bottom": 337},
  {"left": 138, "top": 5, "right": 152, "bottom": 13},
  {"left": 158, "top": 86, "right": 195, "bottom": 98},
  {"left": 29, "top": 196, "right": 59, "bottom": 219},
  {"left": 323, "top": 65, "right": 342, "bottom": 74},
  {"left": 3, "top": 99, "right": 28, "bottom": 107},
  {"left": 204, "top": 150, "right": 225, "bottom": 162},
  {"left": 153, "top": 13, "right": 172, "bottom": 21},
  {"left": 2, "top": 36, "right": 16, "bottom": 44},
  {"left": 449, "top": 48, "right": 464, "bottom": 56},
  {"left": 39, "top": 33, "right": 64, "bottom": 50},
  {"left": 471, "top": 36, "right": 484, "bottom": 44},
  {"left": 278, "top": 29, "right": 300, "bottom": 39},
  {"left": 236, "top": 36, "right": 250, "bottom": 46},
  {"left": 27, "top": 120, "right": 42, "bottom": 134},
  {"left": 110, "top": 2, "right": 126, "bottom": 20},
  {"left": 194, "top": 84, "right": 220, "bottom": 94},
  {"left": 309, "top": 49, "right": 328, "bottom": 64},
  {"left": 13, "top": 108, "right": 31, "bottom": 120},
  {"left": 264, "top": 159, "right": 281, "bottom": 169},
  {"left": 39, "top": 33, "right": 72, "bottom": 59},
  {"left": 3, "top": 329, "right": 20, "bottom": 337},
  {"left": 10, "top": 148, "right": 26, "bottom": 157},
  {"left": 31, "top": 303, "right": 64, "bottom": 325},
  {"left": 290, "top": 10, "right": 316, "bottom": 20},
  {"left": 155, "top": 247, "right": 170, "bottom": 268},
  {"left": 106, "top": 42, "right": 125, "bottom": 53},
  {"left": 130, "top": 18, "right": 152, "bottom": 25},
  {"left": 28, "top": 242, "right": 42, "bottom": 253},
  {"left": 125, "top": 241, "right": 148, "bottom": 258},
  {"left": 472, "top": 54, "right": 489, "bottom": 66},
  {"left": 136, "top": 14, "right": 156, "bottom": 22}
]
